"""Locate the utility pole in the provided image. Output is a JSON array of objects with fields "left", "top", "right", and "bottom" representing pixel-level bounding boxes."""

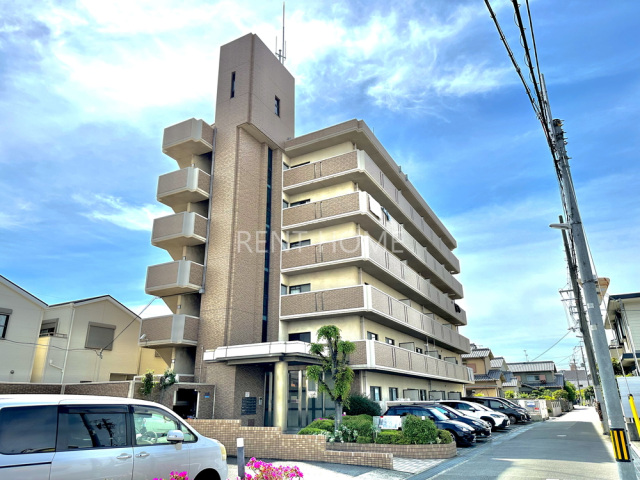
[
  {"left": 558, "top": 214, "right": 609, "bottom": 431},
  {"left": 550, "top": 118, "right": 634, "bottom": 471}
]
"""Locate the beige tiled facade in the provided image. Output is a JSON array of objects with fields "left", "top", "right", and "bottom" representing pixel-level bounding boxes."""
[{"left": 144, "top": 33, "right": 473, "bottom": 427}]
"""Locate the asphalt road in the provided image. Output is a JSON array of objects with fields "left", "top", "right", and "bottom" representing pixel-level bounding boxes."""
[{"left": 415, "top": 406, "right": 618, "bottom": 480}]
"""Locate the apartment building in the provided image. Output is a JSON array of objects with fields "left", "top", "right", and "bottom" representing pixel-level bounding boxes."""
[
  {"left": 606, "top": 292, "right": 640, "bottom": 374},
  {"left": 143, "top": 33, "right": 472, "bottom": 429}
]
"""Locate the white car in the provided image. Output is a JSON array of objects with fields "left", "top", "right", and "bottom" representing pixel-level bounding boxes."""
[
  {"left": 438, "top": 399, "right": 510, "bottom": 430},
  {"left": 0, "top": 394, "right": 228, "bottom": 480}
]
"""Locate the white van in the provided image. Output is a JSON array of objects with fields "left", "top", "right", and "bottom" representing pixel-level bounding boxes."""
[{"left": 0, "top": 394, "right": 228, "bottom": 480}]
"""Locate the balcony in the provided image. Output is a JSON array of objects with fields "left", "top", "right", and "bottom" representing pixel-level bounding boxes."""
[
  {"left": 282, "top": 235, "right": 463, "bottom": 303},
  {"left": 348, "top": 339, "right": 473, "bottom": 383},
  {"left": 283, "top": 149, "right": 459, "bottom": 273},
  {"left": 145, "top": 260, "right": 204, "bottom": 296},
  {"left": 139, "top": 314, "right": 199, "bottom": 347},
  {"left": 280, "top": 285, "right": 470, "bottom": 351},
  {"left": 162, "top": 118, "right": 214, "bottom": 167},
  {"left": 157, "top": 166, "right": 210, "bottom": 211},
  {"left": 152, "top": 212, "right": 208, "bottom": 256},
  {"left": 204, "top": 341, "right": 318, "bottom": 364},
  {"left": 283, "top": 191, "right": 461, "bottom": 284}
]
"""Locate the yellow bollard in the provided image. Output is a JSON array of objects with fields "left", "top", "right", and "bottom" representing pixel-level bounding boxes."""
[{"left": 629, "top": 394, "right": 640, "bottom": 438}]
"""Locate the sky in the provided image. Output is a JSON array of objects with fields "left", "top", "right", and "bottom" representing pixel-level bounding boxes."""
[{"left": 1, "top": 0, "right": 639, "bottom": 371}]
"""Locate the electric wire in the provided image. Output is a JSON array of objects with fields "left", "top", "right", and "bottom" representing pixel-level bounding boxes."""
[
  {"left": 531, "top": 330, "right": 572, "bottom": 361},
  {"left": 98, "top": 295, "right": 158, "bottom": 357}
]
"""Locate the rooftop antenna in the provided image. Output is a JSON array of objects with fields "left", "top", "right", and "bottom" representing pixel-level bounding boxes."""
[
  {"left": 275, "top": 2, "right": 286, "bottom": 64},
  {"left": 524, "top": 349, "right": 529, "bottom": 362}
]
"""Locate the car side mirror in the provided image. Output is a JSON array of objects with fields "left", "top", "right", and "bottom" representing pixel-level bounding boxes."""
[{"left": 166, "top": 430, "right": 185, "bottom": 443}]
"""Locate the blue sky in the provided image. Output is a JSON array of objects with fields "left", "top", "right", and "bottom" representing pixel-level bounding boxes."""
[{"left": 2, "top": 0, "right": 639, "bottom": 370}]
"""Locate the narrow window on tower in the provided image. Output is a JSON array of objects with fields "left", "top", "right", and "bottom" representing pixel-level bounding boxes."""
[
  {"left": 274, "top": 96, "right": 280, "bottom": 116},
  {"left": 230, "top": 72, "right": 236, "bottom": 98}
]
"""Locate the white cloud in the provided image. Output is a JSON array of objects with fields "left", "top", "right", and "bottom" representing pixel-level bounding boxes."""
[{"left": 74, "top": 194, "right": 171, "bottom": 231}]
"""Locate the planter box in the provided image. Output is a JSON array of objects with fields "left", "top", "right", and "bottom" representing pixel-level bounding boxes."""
[{"left": 326, "top": 441, "right": 456, "bottom": 459}]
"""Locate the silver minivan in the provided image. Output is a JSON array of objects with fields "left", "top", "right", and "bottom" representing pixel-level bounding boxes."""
[{"left": 0, "top": 394, "right": 228, "bottom": 480}]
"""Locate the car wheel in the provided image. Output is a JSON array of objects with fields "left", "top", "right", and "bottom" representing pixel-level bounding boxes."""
[
  {"left": 484, "top": 417, "right": 496, "bottom": 431},
  {"left": 508, "top": 414, "right": 517, "bottom": 425},
  {"left": 446, "top": 430, "right": 461, "bottom": 446}
]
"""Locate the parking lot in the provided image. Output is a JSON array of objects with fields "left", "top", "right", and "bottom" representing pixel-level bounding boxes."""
[{"left": 226, "top": 419, "right": 535, "bottom": 480}]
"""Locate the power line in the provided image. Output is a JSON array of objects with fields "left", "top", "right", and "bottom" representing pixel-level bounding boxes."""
[{"left": 531, "top": 330, "right": 572, "bottom": 361}]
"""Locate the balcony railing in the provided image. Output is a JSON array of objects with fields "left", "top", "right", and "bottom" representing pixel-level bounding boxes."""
[
  {"left": 139, "top": 314, "right": 199, "bottom": 347},
  {"left": 145, "top": 260, "right": 204, "bottom": 296},
  {"left": 283, "top": 150, "right": 459, "bottom": 272},
  {"left": 152, "top": 212, "right": 208, "bottom": 253},
  {"left": 283, "top": 190, "right": 460, "bottom": 279},
  {"left": 162, "top": 118, "right": 214, "bottom": 167},
  {"left": 280, "top": 285, "right": 470, "bottom": 351},
  {"left": 282, "top": 235, "right": 463, "bottom": 303},
  {"left": 349, "top": 339, "right": 473, "bottom": 383},
  {"left": 157, "top": 166, "right": 210, "bottom": 210}
]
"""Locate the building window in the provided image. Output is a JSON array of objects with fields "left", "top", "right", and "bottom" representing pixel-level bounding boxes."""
[
  {"left": 288, "top": 332, "right": 311, "bottom": 343},
  {"left": 385, "top": 337, "right": 395, "bottom": 345},
  {"left": 275, "top": 96, "right": 280, "bottom": 116},
  {"left": 282, "top": 240, "right": 288, "bottom": 250},
  {"left": 367, "top": 332, "right": 378, "bottom": 341},
  {"left": 370, "top": 386, "right": 381, "bottom": 401},
  {"left": 419, "top": 389, "right": 428, "bottom": 401},
  {"left": 230, "top": 71, "right": 236, "bottom": 98},
  {"left": 290, "top": 239, "right": 310, "bottom": 248},
  {"left": 0, "top": 313, "right": 9, "bottom": 339},
  {"left": 283, "top": 162, "right": 290, "bottom": 170},
  {"left": 527, "top": 374, "right": 541, "bottom": 382},
  {"left": 429, "top": 390, "right": 445, "bottom": 401},
  {"left": 444, "top": 356, "right": 458, "bottom": 364},
  {"left": 85, "top": 323, "right": 116, "bottom": 351},
  {"left": 290, "top": 199, "right": 310, "bottom": 207},
  {"left": 415, "top": 347, "right": 423, "bottom": 354},
  {"left": 389, "top": 388, "right": 398, "bottom": 401},
  {"left": 281, "top": 284, "right": 288, "bottom": 295},
  {"left": 289, "top": 284, "right": 310, "bottom": 295},
  {"left": 39, "top": 319, "right": 58, "bottom": 337},
  {"left": 283, "top": 200, "right": 289, "bottom": 209}
]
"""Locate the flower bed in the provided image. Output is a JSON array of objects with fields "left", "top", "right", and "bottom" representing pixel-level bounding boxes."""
[{"left": 326, "top": 441, "right": 457, "bottom": 459}]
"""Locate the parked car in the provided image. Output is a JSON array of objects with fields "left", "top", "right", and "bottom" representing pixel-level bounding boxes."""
[
  {"left": 0, "top": 395, "right": 228, "bottom": 480},
  {"left": 438, "top": 399, "right": 510, "bottom": 431},
  {"left": 383, "top": 404, "right": 476, "bottom": 446},
  {"left": 426, "top": 403, "right": 492, "bottom": 439},
  {"left": 463, "top": 396, "right": 531, "bottom": 424}
]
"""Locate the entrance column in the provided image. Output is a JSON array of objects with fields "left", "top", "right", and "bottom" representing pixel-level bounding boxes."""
[{"left": 273, "top": 361, "right": 288, "bottom": 430}]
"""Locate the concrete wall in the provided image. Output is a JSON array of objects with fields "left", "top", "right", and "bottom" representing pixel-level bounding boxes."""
[{"left": 0, "top": 281, "right": 44, "bottom": 382}]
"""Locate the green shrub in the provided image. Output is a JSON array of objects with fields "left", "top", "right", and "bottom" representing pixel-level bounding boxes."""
[
  {"left": 298, "top": 427, "right": 327, "bottom": 436},
  {"left": 305, "top": 419, "right": 334, "bottom": 432},
  {"left": 342, "top": 414, "right": 374, "bottom": 438},
  {"left": 375, "top": 430, "right": 404, "bottom": 444},
  {"left": 344, "top": 393, "right": 382, "bottom": 416},
  {"left": 437, "top": 430, "right": 454, "bottom": 444},
  {"left": 326, "top": 424, "right": 358, "bottom": 443},
  {"left": 356, "top": 435, "right": 374, "bottom": 444},
  {"left": 402, "top": 415, "right": 438, "bottom": 445},
  {"left": 504, "top": 390, "right": 515, "bottom": 399}
]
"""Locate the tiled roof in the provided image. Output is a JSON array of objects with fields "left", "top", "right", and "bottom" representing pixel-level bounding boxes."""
[
  {"left": 509, "top": 361, "right": 557, "bottom": 373},
  {"left": 472, "top": 374, "right": 494, "bottom": 382},
  {"left": 487, "top": 369, "right": 503, "bottom": 380},
  {"left": 462, "top": 348, "right": 491, "bottom": 359},
  {"left": 490, "top": 357, "right": 505, "bottom": 368},
  {"left": 502, "top": 378, "right": 519, "bottom": 387}
]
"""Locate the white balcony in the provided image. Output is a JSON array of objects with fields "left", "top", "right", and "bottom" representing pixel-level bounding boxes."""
[
  {"left": 157, "top": 166, "right": 210, "bottom": 211},
  {"left": 163, "top": 118, "right": 214, "bottom": 167},
  {"left": 145, "top": 260, "right": 204, "bottom": 296}
]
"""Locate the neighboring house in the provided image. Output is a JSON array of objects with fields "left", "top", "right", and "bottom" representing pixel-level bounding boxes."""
[
  {"left": 0, "top": 275, "right": 165, "bottom": 384},
  {"left": 509, "top": 361, "right": 564, "bottom": 393},
  {"left": 605, "top": 292, "right": 640, "bottom": 374},
  {"left": 491, "top": 356, "right": 521, "bottom": 395},
  {"left": 560, "top": 363, "right": 590, "bottom": 390},
  {"left": 462, "top": 345, "right": 505, "bottom": 396},
  {"left": 142, "top": 33, "right": 473, "bottom": 429}
]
